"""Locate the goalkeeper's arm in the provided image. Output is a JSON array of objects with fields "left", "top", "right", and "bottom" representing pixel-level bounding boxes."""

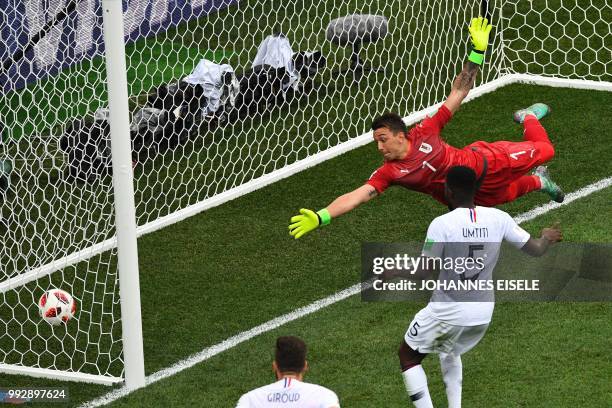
[
  {"left": 443, "top": 16, "right": 493, "bottom": 115},
  {"left": 288, "top": 184, "right": 377, "bottom": 239}
]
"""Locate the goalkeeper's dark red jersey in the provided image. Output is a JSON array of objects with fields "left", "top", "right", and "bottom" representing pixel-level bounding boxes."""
[
  {"left": 366, "top": 105, "right": 554, "bottom": 206},
  {"left": 367, "top": 105, "right": 486, "bottom": 205}
]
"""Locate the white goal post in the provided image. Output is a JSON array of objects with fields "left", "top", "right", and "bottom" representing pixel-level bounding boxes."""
[
  {"left": 100, "top": 0, "right": 145, "bottom": 389},
  {"left": 0, "top": 0, "right": 610, "bottom": 386}
]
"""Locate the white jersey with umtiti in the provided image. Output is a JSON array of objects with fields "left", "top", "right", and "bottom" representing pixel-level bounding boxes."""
[
  {"left": 236, "top": 378, "right": 340, "bottom": 408},
  {"left": 422, "top": 206, "right": 531, "bottom": 326}
]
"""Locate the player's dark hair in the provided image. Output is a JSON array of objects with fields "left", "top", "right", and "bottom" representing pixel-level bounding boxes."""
[
  {"left": 371, "top": 112, "right": 408, "bottom": 136},
  {"left": 446, "top": 166, "right": 477, "bottom": 202},
  {"left": 275, "top": 336, "right": 307, "bottom": 373}
]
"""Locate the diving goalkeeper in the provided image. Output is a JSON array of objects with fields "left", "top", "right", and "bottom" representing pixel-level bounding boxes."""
[{"left": 289, "top": 17, "right": 564, "bottom": 239}]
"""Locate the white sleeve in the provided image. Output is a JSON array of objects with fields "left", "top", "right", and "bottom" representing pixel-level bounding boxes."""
[
  {"left": 321, "top": 390, "right": 340, "bottom": 408},
  {"left": 421, "top": 218, "right": 445, "bottom": 258},
  {"left": 503, "top": 213, "right": 531, "bottom": 249},
  {"left": 235, "top": 393, "right": 250, "bottom": 408}
]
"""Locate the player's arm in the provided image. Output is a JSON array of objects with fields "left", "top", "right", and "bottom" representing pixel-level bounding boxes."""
[
  {"left": 521, "top": 222, "right": 563, "bottom": 257},
  {"left": 288, "top": 184, "right": 377, "bottom": 239},
  {"left": 444, "top": 61, "right": 480, "bottom": 115},
  {"left": 443, "top": 16, "right": 493, "bottom": 115},
  {"left": 327, "top": 184, "right": 378, "bottom": 217}
]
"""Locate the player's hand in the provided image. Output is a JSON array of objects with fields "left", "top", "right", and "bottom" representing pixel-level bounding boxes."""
[
  {"left": 289, "top": 208, "right": 320, "bottom": 239},
  {"left": 541, "top": 221, "right": 562, "bottom": 243},
  {"left": 468, "top": 16, "right": 493, "bottom": 52}
]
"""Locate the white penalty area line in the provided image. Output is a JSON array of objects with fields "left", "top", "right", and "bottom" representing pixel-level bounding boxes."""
[
  {"left": 80, "top": 175, "right": 612, "bottom": 408},
  {"left": 514, "top": 175, "right": 612, "bottom": 224}
]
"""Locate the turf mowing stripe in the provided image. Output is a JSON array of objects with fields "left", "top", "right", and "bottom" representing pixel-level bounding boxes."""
[
  {"left": 514, "top": 176, "right": 612, "bottom": 224},
  {"left": 80, "top": 175, "right": 612, "bottom": 408}
]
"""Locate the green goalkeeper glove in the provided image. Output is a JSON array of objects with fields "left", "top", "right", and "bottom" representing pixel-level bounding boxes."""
[
  {"left": 288, "top": 208, "right": 331, "bottom": 239},
  {"left": 468, "top": 16, "right": 493, "bottom": 65}
]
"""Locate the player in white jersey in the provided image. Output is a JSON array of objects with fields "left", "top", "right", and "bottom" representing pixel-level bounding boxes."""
[
  {"left": 236, "top": 336, "right": 340, "bottom": 408},
  {"left": 398, "top": 166, "right": 562, "bottom": 408}
]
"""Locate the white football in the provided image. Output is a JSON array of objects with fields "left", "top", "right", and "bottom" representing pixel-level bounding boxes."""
[{"left": 38, "top": 289, "right": 77, "bottom": 326}]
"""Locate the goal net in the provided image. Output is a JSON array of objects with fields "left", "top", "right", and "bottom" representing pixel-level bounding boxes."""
[{"left": 0, "top": 0, "right": 609, "bottom": 385}]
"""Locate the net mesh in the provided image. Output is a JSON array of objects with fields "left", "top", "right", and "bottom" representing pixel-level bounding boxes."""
[{"left": 501, "top": 0, "right": 611, "bottom": 80}]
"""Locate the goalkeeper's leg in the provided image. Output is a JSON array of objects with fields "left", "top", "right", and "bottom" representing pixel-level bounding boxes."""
[
  {"left": 477, "top": 114, "right": 559, "bottom": 204},
  {"left": 502, "top": 175, "right": 541, "bottom": 202},
  {"left": 506, "top": 115, "right": 563, "bottom": 202},
  {"left": 495, "top": 169, "right": 564, "bottom": 203},
  {"left": 516, "top": 111, "right": 564, "bottom": 201},
  {"left": 521, "top": 115, "right": 555, "bottom": 165}
]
